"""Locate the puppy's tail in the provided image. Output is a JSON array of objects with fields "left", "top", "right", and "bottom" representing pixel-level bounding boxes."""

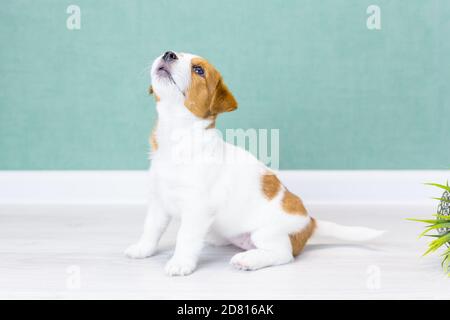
[{"left": 313, "top": 219, "right": 385, "bottom": 242}]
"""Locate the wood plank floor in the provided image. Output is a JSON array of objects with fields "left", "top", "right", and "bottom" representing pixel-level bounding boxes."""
[{"left": 0, "top": 203, "right": 448, "bottom": 299}]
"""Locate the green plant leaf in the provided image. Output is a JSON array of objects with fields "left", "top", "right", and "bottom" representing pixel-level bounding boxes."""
[
  {"left": 441, "top": 247, "right": 450, "bottom": 256},
  {"left": 406, "top": 218, "right": 442, "bottom": 224},
  {"left": 423, "top": 245, "right": 437, "bottom": 256},
  {"left": 434, "top": 214, "right": 450, "bottom": 220},
  {"left": 425, "top": 183, "right": 450, "bottom": 192},
  {"left": 433, "top": 197, "right": 450, "bottom": 203},
  {"left": 418, "top": 223, "right": 450, "bottom": 237},
  {"left": 423, "top": 233, "right": 450, "bottom": 255},
  {"left": 440, "top": 247, "right": 450, "bottom": 274}
]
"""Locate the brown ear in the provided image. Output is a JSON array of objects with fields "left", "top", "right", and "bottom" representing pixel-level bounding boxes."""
[
  {"left": 148, "top": 85, "right": 160, "bottom": 102},
  {"left": 209, "top": 79, "right": 237, "bottom": 115}
]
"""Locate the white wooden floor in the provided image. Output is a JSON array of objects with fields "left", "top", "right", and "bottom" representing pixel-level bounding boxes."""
[{"left": 0, "top": 203, "right": 448, "bottom": 300}]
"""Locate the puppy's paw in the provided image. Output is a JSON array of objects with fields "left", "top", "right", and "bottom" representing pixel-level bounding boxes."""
[
  {"left": 230, "top": 250, "right": 275, "bottom": 271},
  {"left": 165, "top": 257, "right": 196, "bottom": 276},
  {"left": 124, "top": 242, "right": 156, "bottom": 259}
]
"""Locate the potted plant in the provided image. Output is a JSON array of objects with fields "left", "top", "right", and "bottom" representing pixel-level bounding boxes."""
[{"left": 408, "top": 182, "right": 450, "bottom": 275}]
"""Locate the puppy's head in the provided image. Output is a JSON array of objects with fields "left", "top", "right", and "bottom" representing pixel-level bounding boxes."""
[{"left": 150, "top": 51, "right": 237, "bottom": 118}]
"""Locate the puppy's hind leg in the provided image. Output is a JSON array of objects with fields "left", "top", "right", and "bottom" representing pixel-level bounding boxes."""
[{"left": 230, "top": 229, "right": 293, "bottom": 271}]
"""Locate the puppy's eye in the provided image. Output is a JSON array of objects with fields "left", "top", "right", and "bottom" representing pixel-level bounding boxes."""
[{"left": 192, "top": 65, "right": 205, "bottom": 76}]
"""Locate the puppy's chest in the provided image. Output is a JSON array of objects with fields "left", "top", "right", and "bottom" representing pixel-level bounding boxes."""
[
  {"left": 153, "top": 164, "right": 209, "bottom": 213},
  {"left": 155, "top": 165, "right": 194, "bottom": 189}
]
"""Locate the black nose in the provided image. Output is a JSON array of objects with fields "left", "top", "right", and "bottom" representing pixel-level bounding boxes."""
[{"left": 162, "top": 51, "right": 177, "bottom": 62}]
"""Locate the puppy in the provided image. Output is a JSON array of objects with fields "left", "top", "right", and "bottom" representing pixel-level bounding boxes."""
[{"left": 125, "top": 51, "right": 384, "bottom": 276}]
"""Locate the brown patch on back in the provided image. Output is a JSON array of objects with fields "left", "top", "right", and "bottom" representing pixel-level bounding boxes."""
[
  {"left": 261, "top": 172, "right": 281, "bottom": 200},
  {"left": 282, "top": 190, "right": 307, "bottom": 216},
  {"left": 289, "top": 218, "right": 316, "bottom": 256},
  {"left": 149, "top": 120, "right": 158, "bottom": 151},
  {"left": 184, "top": 57, "right": 237, "bottom": 119}
]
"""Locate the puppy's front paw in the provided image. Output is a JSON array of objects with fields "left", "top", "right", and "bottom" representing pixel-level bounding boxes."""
[
  {"left": 124, "top": 242, "right": 156, "bottom": 259},
  {"left": 165, "top": 257, "right": 196, "bottom": 276}
]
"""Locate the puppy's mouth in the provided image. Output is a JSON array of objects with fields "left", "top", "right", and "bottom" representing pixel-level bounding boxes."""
[
  {"left": 157, "top": 65, "right": 171, "bottom": 77},
  {"left": 155, "top": 63, "right": 185, "bottom": 97}
]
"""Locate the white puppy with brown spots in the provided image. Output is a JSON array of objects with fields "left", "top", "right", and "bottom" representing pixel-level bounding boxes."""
[{"left": 125, "top": 51, "right": 384, "bottom": 276}]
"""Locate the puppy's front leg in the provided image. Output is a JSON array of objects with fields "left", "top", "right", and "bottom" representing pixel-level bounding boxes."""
[
  {"left": 165, "top": 209, "right": 213, "bottom": 276},
  {"left": 125, "top": 194, "right": 170, "bottom": 259}
]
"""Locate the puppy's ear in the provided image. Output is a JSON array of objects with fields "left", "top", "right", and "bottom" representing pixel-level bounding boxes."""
[
  {"left": 209, "top": 79, "right": 237, "bottom": 115},
  {"left": 148, "top": 85, "right": 160, "bottom": 102}
]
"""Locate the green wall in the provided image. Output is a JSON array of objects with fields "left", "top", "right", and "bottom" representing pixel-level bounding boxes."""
[{"left": 0, "top": 0, "right": 449, "bottom": 170}]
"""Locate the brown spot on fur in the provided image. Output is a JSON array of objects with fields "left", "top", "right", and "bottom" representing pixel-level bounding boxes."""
[
  {"left": 282, "top": 190, "right": 307, "bottom": 216},
  {"left": 148, "top": 85, "right": 160, "bottom": 102},
  {"left": 184, "top": 57, "right": 237, "bottom": 118},
  {"left": 272, "top": 178, "right": 311, "bottom": 255},
  {"left": 150, "top": 120, "right": 158, "bottom": 151},
  {"left": 289, "top": 218, "right": 316, "bottom": 256},
  {"left": 261, "top": 172, "right": 281, "bottom": 200}
]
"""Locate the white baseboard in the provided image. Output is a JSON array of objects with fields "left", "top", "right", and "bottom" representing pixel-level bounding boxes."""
[{"left": 0, "top": 170, "right": 448, "bottom": 206}]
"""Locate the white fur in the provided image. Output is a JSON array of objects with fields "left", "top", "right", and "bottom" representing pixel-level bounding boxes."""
[{"left": 125, "top": 52, "right": 384, "bottom": 276}]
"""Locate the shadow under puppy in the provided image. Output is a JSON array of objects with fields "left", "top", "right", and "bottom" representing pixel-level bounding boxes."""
[{"left": 125, "top": 51, "right": 384, "bottom": 276}]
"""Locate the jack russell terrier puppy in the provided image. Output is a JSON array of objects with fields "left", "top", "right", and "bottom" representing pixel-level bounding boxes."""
[{"left": 125, "top": 51, "right": 384, "bottom": 276}]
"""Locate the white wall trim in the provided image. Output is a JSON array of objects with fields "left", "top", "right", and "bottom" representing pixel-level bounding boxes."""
[{"left": 0, "top": 170, "right": 448, "bottom": 206}]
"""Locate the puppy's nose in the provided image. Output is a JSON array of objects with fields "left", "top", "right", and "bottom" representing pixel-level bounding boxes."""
[{"left": 162, "top": 51, "right": 177, "bottom": 62}]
